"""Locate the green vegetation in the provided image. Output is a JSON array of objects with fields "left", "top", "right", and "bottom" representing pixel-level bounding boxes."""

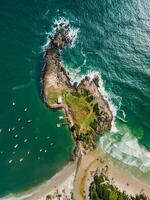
[
  {"left": 65, "top": 89, "right": 97, "bottom": 132},
  {"left": 47, "top": 87, "right": 67, "bottom": 104},
  {"left": 46, "top": 194, "right": 52, "bottom": 200},
  {"left": 47, "top": 87, "right": 108, "bottom": 149},
  {"left": 89, "top": 173, "right": 148, "bottom": 200}
]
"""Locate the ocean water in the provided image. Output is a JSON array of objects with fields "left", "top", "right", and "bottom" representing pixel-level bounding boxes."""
[{"left": 0, "top": 0, "right": 150, "bottom": 198}]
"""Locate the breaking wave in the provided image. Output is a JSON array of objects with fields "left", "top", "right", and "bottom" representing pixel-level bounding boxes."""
[
  {"left": 63, "top": 60, "right": 150, "bottom": 174},
  {"left": 42, "top": 17, "right": 79, "bottom": 51},
  {"left": 42, "top": 16, "right": 150, "bottom": 175},
  {"left": 64, "top": 67, "right": 118, "bottom": 133},
  {"left": 99, "top": 124, "right": 150, "bottom": 173}
]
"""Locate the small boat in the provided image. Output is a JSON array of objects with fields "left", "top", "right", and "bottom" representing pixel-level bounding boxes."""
[
  {"left": 12, "top": 127, "right": 15, "bottom": 131},
  {"left": 59, "top": 116, "right": 64, "bottom": 120},
  {"left": 18, "top": 118, "right": 21, "bottom": 121},
  {"left": 0, "top": 129, "right": 2, "bottom": 133},
  {"left": 8, "top": 128, "right": 11, "bottom": 132},
  {"left": 24, "top": 108, "right": 28, "bottom": 112},
  {"left": 14, "top": 134, "right": 18, "bottom": 138},
  {"left": 14, "top": 144, "right": 18, "bottom": 148},
  {"left": 9, "top": 160, "right": 13, "bottom": 164},
  {"left": 19, "top": 158, "right": 23, "bottom": 162},
  {"left": 27, "top": 120, "right": 32, "bottom": 123},
  {"left": 40, "top": 149, "right": 43, "bottom": 152},
  {"left": 50, "top": 143, "right": 53, "bottom": 146},
  {"left": 27, "top": 151, "right": 30, "bottom": 155},
  {"left": 24, "top": 139, "right": 28, "bottom": 143},
  {"left": 21, "top": 126, "right": 24, "bottom": 130},
  {"left": 44, "top": 150, "right": 47, "bottom": 153},
  {"left": 12, "top": 102, "right": 16, "bottom": 106}
]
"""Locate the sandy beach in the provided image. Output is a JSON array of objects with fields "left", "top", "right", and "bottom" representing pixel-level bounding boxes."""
[
  {"left": 73, "top": 150, "right": 150, "bottom": 200},
  {"left": 23, "top": 161, "right": 77, "bottom": 200},
  {"left": 1, "top": 150, "right": 150, "bottom": 200},
  {"left": 1, "top": 161, "right": 77, "bottom": 200}
]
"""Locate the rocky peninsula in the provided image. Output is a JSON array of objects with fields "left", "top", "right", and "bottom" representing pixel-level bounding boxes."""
[
  {"left": 42, "top": 22, "right": 113, "bottom": 157},
  {"left": 20, "top": 22, "right": 150, "bottom": 200}
]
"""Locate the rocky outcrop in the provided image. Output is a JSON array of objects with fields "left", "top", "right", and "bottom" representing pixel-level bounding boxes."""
[{"left": 42, "top": 22, "right": 113, "bottom": 156}]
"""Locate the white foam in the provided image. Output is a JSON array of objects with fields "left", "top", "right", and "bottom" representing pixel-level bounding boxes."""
[
  {"left": 88, "top": 71, "right": 119, "bottom": 133},
  {"left": 12, "top": 82, "right": 31, "bottom": 91},
  {"left": 0, "top": 191, "right": 36, "bottom": 200},
  {"left": 99, "top": 127, "right": 150, "bottom": 173},
  {"left": 42, "top": 17, "right": 79, "bottom": 51},
  {"left": 64, "top": 68, "right": 119, "bottom": 133}
]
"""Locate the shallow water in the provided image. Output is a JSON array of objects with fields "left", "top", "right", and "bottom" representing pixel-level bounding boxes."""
[{"left": 0, "top": 0, "right": 150, "bottom": 197}]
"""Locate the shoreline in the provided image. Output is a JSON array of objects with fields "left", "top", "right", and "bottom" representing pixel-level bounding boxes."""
[
  {"left": 73, "top": 150, "right": 150, "bottom": 200},
  {"left": 42, "top": 18, "right": 113, "bottom": 158},
  {"left": 2, "top": 20, "right": 149, "bottom": 200},
  {"left": 1, "top": 161, "right": 78, "bottom": 200},
  {"left": 2, "top": 150, "right": 149, "bottom": 200},
  {"left": 40, "top": 20, "right": 150, "bottom": 199}
]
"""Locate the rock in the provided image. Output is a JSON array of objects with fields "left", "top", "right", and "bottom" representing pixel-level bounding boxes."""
[{"left": 93, "top": 75, "right": 99, "bottom": 87}]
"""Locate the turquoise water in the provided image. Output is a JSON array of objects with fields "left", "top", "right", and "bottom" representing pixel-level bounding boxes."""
[{"left": 0, "top": 0, "right": 150, "bottom": 197}]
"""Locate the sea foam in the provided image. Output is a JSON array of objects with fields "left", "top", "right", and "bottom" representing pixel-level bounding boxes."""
[
  {"left": 65, "top": 62, "right": 150, "bottom": 174},
  {"left": 99, "top": 125, "right": 150, "bottom": 173},
  {"left": 42, "top": 17, "right": 79, "bottom": 51},
  {"left": 65, "top": 68, "right": 118, "bottom": 133},
  {"left": 42, "top": 17, "right": 150, "bottom": 175}
]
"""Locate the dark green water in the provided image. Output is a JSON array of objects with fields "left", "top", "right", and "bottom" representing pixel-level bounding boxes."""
[{"left": 0, "top": 0, "right": 150, "bottom": 198}]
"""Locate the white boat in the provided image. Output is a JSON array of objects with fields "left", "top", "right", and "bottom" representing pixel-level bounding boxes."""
[
  {"left": 9, "top": 160, "right": 13, "bottom": 164},
  {"left": 14, "top": 144, "right": 18, "bottom": 148},
  {"left": 19, "top": 158, "right": 23, "bottom": 162}
]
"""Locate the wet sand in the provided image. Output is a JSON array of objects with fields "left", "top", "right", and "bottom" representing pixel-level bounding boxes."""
[{"left": 73, "top": 150, "right": 150, "bottom": 200}]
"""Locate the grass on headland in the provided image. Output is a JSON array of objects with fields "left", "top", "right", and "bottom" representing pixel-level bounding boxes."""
[{"left": 47, "top": 87, "right": 101, "bottom": 148}]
